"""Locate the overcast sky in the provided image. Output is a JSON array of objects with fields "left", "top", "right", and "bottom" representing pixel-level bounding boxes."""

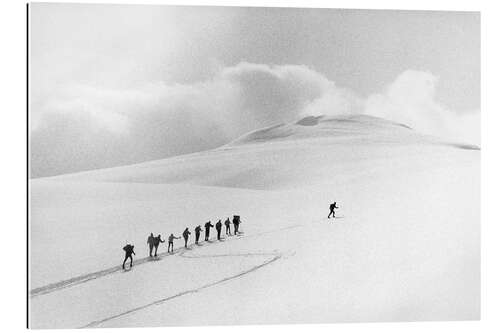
[{"left": 30, "top": 4, "right": 480, "bottom": 178}]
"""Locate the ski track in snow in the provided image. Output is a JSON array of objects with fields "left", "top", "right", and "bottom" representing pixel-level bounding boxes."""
[
  {"left": 30, "top": 223, "right": 304, "bottom": 298},
  {"left": 82, "top": 251, "right": 284, "bottom": 328},
  {"left": 32, "top": 218, "right": 333, "bottom": 328}
]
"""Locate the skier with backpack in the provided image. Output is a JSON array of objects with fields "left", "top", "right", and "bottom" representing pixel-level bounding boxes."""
[
  {"left": 224, "top": 218, "right": 231, "bottom": 236},
  {"left": 233, "top": 215, "right": 241, "bottom": 235},
  {"left": 182, "top": 227, "right": 191, "bottom": 248},
  {"left": 147, "top": 233, "right": 155, "bottom": 257},
  {"left": 167, "top": 233, "right": 180, "bottom": 253},
  {"left": 194, "top": 225, "right": 203, "bottom": 244},
  {"left": 122, "top": 244, "right": 135, "bottom": 269},
  {"left": 328, "top": 202, "right": 339, "bottom": 219},
  {"left": 204, "top": 221, "right": 214, "bottom": 241},
  {"left": 215, "top": 220, "right": 223, "bottom": 240},
  {"left": 153, "top": 234, "right": 165, "bottom": 256}
]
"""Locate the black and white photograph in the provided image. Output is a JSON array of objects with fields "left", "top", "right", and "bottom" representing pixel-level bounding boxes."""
[{"left": 27, "top": 2, "right": 481, "bottom": 329}]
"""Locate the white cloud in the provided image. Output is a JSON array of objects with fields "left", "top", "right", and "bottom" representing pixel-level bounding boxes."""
[
  {"left": 364, "top": 70, "right": 480, "bottom": 145},
  {"left": 30, "top": 64, "right": 480, "bottom": 177},
  {"left": 31, "top": 63, "right": 339, "bottom": 176}
]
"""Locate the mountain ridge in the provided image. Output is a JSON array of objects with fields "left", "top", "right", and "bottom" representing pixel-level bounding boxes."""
[{"left": 226, "top": 114, "right": 415, "bottom": 147}]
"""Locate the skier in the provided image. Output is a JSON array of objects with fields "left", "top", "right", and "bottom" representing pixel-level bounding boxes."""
[
  {"left": 204, "top": 221, "right": 214, "bottom": 241},
  {"left": 194, "top": 225, "right": 203, "bottom": 244},
  {"left": 182, "top": 227, "right": 191, "bottom": 248},
  {"left": 153, "top": 234, "right": 165, "bottom": 256},
  {"left": 215, "top": 219, "right": 223, "bottom": 240},
  {"left": 328, "top": 202, "right": 339, "bottom": 219},
  {"left": 233, "top": 215, "right": 241, "bottom": 235},
  {"left": 122, "top": 244, "right": 135, "bottom": 269},
  {"left": 147, "top": 233, "right": 155, "bottom": 257},
  {"left": 168, "top": 233, "right": 180, "bottom": 253},
  {"left": 224, "top": 218, "right": 231, "bottom": 236}
]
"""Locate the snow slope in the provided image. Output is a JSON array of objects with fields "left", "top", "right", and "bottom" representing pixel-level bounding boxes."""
[{"left": 29, "top": 115, "right": 480, "bottom": 328}]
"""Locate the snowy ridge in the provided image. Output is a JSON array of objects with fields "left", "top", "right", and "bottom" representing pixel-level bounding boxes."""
[
  {"left": 45, "top": 115, "right": 475, "bottom": 188},
  {"left": 226, "top": 114, "right": 415, "bottom": 146}
]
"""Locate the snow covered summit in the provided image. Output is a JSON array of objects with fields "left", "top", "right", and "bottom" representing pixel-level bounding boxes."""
[{"left": 228, "top": 114, "right": 414, "bottom": 146}]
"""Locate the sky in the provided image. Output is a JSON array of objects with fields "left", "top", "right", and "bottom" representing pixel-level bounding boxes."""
[{"left": 30, "top": 4, "right": 480, "bottom": 178}]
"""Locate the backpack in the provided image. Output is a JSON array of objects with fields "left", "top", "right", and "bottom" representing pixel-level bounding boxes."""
[{"left": 123, "top": 244, "right": 133, "bottom": 252}]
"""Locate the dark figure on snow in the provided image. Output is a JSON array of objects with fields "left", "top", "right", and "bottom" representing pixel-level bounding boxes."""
[
  {"left": 182, "top": 228, "right": 191, "bottom": 248},
  {"left": 147, "top": 233, "right": 155, "bottom": 257},
  {"left": 122, "top": 244, "right": 135, "bottom": 269},
  {"left": 215, "top": 220, "right": 223, "bottom": 240},
  {"left": 224, "top": 218, "right": 231, "bottom": 236},
  {"left": 168, "top": 233, "right": 180, "bottom": 253},
  {"left": 153, "top": 234, "right": 165, "bottom": 256},
  {"left": 194, "top": 225, "right": 203, "bottom": 244},
  {"left": 328, "top": 202, "right": 339, "bottom": 219},
  {"left": 204, "top": 221, "right": 214, "bottom": 241},
  {"left": 233, "top": 215, "right": 241, "bottom": 235}
]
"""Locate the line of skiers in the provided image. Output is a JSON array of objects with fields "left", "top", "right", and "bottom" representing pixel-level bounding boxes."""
[
  {"left": 122, "top": 215, "right": 242, "bottom": 269},
  {"left": 124, "top": 202, "right": 339, "bottom": 269}
]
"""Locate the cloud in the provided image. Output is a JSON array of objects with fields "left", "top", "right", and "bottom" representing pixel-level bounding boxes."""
[
  {"left": 364, "top": 70, "right": 480, "bottom": 145},
  {"left": 30, "top": 63, "right": 346, "bottom": 177},
  {"left": 30, "top": 63, "right": 480, "bottom": 177}
]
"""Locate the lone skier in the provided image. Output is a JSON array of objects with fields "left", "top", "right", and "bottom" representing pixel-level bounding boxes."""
[
  {"left": 168, "top": 233, "right": 180, "bottom": 253},
  {"left": 215, "top": 220, "right": 223, "bottom": 240},
  {"left": 233, "top": 215, "right": 241, "bottom": 235},
  {"left": 147, "top": 233, "right": 155, "bottom": 257},
  {"left": 194, "top": 225, "right": 203, "bottom": 244},
  {"left": 182, "top": 227, "right": 191, "bottom": 248},
  {"left": 153, "top": 234, "right": 165, "bottom": 256},
  {"left": 328, "top": 202, "right": 339, "bottom": 219},
  {"left": 224, "top": 218, "right": 231, "bottom": 236},
  {"left": 122, "top": 244, "right": 135, "bottom": 269},
  {"left": 204, "top": 221, "right": 214, "bottom": 241}
]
